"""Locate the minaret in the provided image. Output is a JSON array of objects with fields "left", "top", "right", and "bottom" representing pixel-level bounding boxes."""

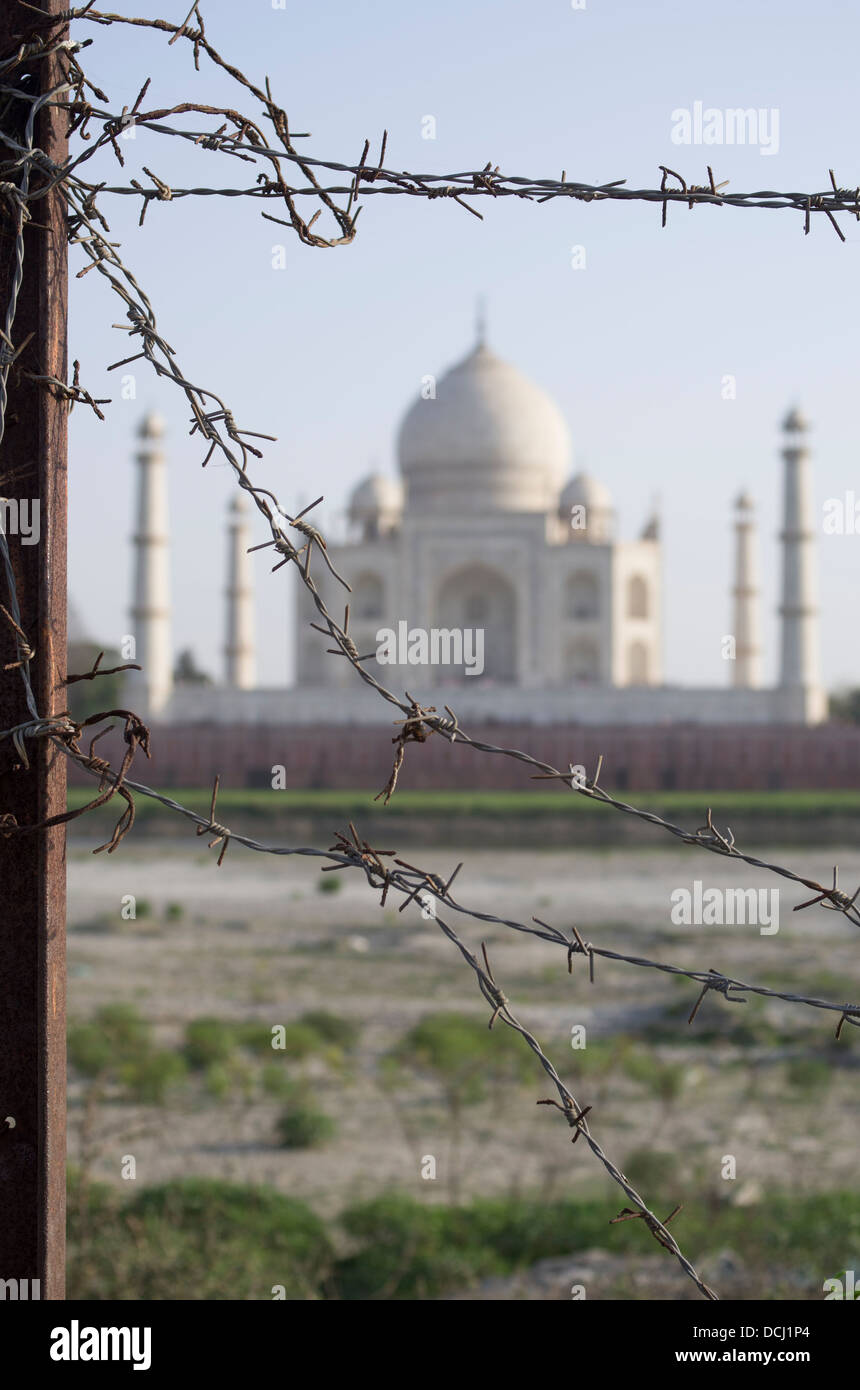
[
  {"left": 778, "top": 408, "right": 823, "bottom": 717},
  {"left": 224, "top": 494, "right": 256, "bottom": 689},
  {"left": 128, "top": 413, "right": 172, "bottom": 716},
  {"left": 731, "top": 492, "right": 761, "bottom": 688}
]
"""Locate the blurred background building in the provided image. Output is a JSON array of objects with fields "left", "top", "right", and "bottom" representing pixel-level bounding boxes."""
[{"left": 122, "top": 333, "right": 827, "bottom": 742}]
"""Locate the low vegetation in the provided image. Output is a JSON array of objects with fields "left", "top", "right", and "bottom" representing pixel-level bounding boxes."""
[{"left": 66, "top": 1176, "right": 860, "bottom": 1300}]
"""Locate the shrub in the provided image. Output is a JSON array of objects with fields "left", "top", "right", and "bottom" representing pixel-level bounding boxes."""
[
  {"left": 299, "top": 1010, "right": 361, "bottom": 1052},
  {"left": 238, "top": 1022, "right": 277, "bottom": 1055},
  {"left": 184, "top": 1018, "right": 239, "bottom": 1069},
  {"left": 317, "top": 873, "right": 342, "bottom": 894},
  {"left": 203, "top": 1061, "right": 232, "bottom": 1102},
  {"left": 95, "top": 1003, "right": 151, "bottom": 1055},
  {"left": 276, "top": 1095, "right": 336, "bottom": 1150},
  {"left": 68, "top": 1022, "right": 114, "bottom": 1078},
  {"left": 277, "top": 1023, "right": 324, "bottom": 1060},
  {"left": 621, "top": 1147, "right": 680, "bottom": 1195},
  {"left": 570, "top": 1034, "right": 633, "bottom": 1079},
  {"left": 335, "top": 1193, "right": 502, "bottom": 1300},
  {"left": 622, "top": 1049, "right": 685, "bottom": 1103},
  {"left": 786, "top": 1057, "right": 832, "bottom": 1093},
  {"left": 65, "top": 1175, "right": 860, "bottom": 1301},
  {"left": 260, "top": 1062, "right": 295, "bottom": 1100},
  {"left": 184, "top": 1014, "right": 345, "bottom": 1079},
  {"left": 67, "top": 1176, "right": 334, "bottom": 1300},
  {"left": 392, "top": 1011, "right": 534, "bottom": 1110},
  {"left": 203, "top": 1055, "right": 255, "bottom": 1102},
  {"left": 332, "top": 1193, "right": 620, "bottom": 1299},
  {"left": 68, "top": 1003, "right": 151, "bottom": 1078},
  {"left": 120, "top": 1050, "right": 188, "bottom": 1104}
]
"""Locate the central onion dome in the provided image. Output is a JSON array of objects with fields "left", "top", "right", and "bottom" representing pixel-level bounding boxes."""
[{"left": 397, "top": 341, "right": 571, "bottom": 513}]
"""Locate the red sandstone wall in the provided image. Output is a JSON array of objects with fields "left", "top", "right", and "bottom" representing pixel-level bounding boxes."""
[{"left": 68, "top": 722, "right": 860, "bottom": 792}]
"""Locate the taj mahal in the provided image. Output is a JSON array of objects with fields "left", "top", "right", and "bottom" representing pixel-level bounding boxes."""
[{"left": 124, "top": 329, "right": 827, "bottom": 729}]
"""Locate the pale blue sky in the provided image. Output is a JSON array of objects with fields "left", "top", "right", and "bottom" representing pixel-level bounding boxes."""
[{"left": 68, "top": 0, "right": 860, "bottom": 690}]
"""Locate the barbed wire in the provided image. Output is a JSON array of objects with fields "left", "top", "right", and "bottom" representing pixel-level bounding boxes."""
[
  {"left": 41, "top": 754, "right": 860, "bottom": 1039},
  {"left": 2, "top": 3, "right": 858, "bottom": 1302},
  {"left": 7, "top": 6, "right": 860, "bottom": 260},
  {"left": 13, "top": 6, "right": 860, "bottom": 246}
]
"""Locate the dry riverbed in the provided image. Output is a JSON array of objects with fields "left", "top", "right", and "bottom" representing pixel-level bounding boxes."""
[{"left": 67, "top": 835, "right": 859, "bottom": 1230}]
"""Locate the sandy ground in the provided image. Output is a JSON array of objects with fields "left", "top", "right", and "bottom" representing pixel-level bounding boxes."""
[{"left": 66, "top": 833, "right": 860, "bottom": 1238}]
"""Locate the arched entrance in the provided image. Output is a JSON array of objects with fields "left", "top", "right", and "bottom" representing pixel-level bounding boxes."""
[{"left": 433, "top": 564, "right": 517, "bottom": 682}]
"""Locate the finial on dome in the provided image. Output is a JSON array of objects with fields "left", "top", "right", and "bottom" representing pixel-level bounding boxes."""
[{"left": 475, "top": 295, "right": 487, "bottom": 348}]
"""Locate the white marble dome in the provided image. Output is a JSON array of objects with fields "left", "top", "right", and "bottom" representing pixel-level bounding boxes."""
[
  {"left": 397, "top": 341, "right": 571, "bottom": 513},
  {"left": 349, "top": 472, "right": 403, "bottom": 535}
]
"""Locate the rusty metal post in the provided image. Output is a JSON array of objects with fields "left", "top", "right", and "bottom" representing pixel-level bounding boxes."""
[{"left": 0, "top": 0, "right": 68, "bottom": 1299}]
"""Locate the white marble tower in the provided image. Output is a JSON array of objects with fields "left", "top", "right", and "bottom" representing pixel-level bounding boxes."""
[
  {"left": 778, "top": 408, "right": 824, "bottom": 719},
  {"left": 128, "top": 412, "right": 172, "bottom": 715},
  {"left": 224, "top": 494, "right": 256, "bottom": 689},
  {"left": 731, "top": 491, "right": 762, "bottom": 688}
]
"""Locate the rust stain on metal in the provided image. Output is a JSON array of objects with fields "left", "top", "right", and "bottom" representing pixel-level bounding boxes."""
[{"left": 0, "top": 0, "right": 68, "bottom": 1299}]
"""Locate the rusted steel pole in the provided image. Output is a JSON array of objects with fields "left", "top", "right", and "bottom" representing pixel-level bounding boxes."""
[{"left": 0, "top": 0, "right": 68, "bottom": 1300}]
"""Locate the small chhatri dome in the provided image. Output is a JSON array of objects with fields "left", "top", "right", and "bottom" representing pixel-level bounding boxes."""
[
  {"left": 735, "top": 490, "right": 755, "bottom": 512},
  {"left": 560, "top": 471, "right": 614, "bottom": 541},
  {"left": 229, "top": 493, "right": 249, "bottom": 516},
  {"left": 397, "top": 340, "right": 571, "bottom": 514},
  {"left": 138, "top": 411, "right": 166, "bottom": 440},
  {"left": 349, "top": 472, "right": 403, "bottom": 538},
  {"left": 560, "top": 471, "right": 612, "bottom": 513}
]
